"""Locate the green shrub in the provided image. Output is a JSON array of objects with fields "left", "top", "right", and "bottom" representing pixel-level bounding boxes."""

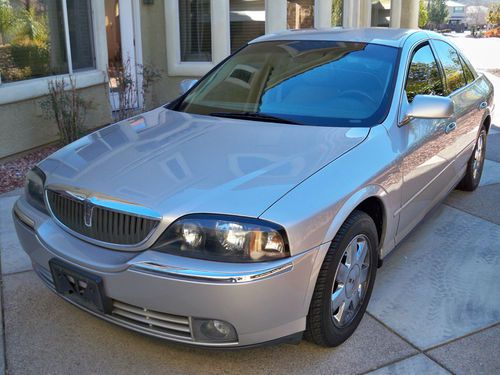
[{"left": 10, "top": 39, "right": 49, "bottom": 78}]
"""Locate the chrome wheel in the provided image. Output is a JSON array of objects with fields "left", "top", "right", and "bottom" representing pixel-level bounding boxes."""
[
  {"left": 472, "top": 131, "right": 486, "bottom": 181},
  {"left": 331, "top": 234, "right": 371, "bottom": 328}
]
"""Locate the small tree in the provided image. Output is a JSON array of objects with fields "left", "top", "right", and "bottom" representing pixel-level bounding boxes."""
[
  {"left": 418, "top": 0, "right": 428, "bottom": 28},
  {"left": 429, "top": 0, "right": 448, "bottom": 27},
  {"left": 108, "top": 58, "right": 162, "bottom": 121},
  {"left": 487, "top": 4, "right": 500, "bottom": 26},
  {"left": 40, "top": 77, "right": 92, "bottom": 145}
]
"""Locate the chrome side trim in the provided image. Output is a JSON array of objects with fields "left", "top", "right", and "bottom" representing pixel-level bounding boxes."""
[
  {"left": 13, "top": 203, "right": 35, "bottom": 229},
  {"left": 44, "top": 184, "right": 162, "bottom": 251},
  {"left": 129, "top": 259, "right": 294, "bottom": 283}
]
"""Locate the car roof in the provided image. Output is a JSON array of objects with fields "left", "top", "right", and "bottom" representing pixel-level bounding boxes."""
[{"left": 250, "top": 27, "right": 432, "bottom": 48}]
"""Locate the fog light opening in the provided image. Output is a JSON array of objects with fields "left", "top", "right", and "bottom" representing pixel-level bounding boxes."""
[{"left": 192, "top": 318, "right": 238, "bottom": 343}]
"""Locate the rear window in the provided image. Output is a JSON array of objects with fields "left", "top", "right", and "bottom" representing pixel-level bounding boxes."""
[{"left": 174, "top": 40, "right": 399, "bottom": 127}]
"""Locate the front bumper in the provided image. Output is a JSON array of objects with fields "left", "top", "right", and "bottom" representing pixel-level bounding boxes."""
[{"left": 13, "top": 196, "right": 326, "bottom": 348}]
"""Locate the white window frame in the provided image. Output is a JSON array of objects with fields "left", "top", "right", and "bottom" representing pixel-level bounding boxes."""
[
  {"left": 0, "top": 0, "right": 108, "bottom": 105},
  {"left": 165, "top": 0, "right": 343, "bottom": 77},
  {"left": 165, "top": 0, "right": 230, "bottom": 76}
]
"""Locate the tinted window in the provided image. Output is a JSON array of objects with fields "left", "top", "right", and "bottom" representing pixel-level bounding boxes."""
[
  {"left": 460, "top": 55, "right": 475, "bottom": 84},
  {"left": 176, "top": 41, "right": 399, "bottom": 127},
  {"left": 433, "top": 40, "right": 467, "bottom": 95},
  {"left": 406, "top": 44, "right": 444, "bottom": 102}
]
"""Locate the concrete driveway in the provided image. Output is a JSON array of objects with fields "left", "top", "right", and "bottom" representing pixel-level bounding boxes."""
[{"left": 0, "top": 36, "right": 499, "bottom": 375}]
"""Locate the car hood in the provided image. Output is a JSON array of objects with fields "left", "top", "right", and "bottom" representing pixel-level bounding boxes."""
[{"left": 40, "top": 108, "right": 369, "bottom": 219}]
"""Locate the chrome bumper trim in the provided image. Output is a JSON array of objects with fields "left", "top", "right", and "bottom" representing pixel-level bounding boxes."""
[{"left": 129, "top": 259, "right": 294, "bottom": 283}]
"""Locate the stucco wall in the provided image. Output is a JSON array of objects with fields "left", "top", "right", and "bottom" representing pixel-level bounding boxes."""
[
  {"left": 0, "top": 83, "right": 112, "bottom": 158},
  {"left": 140, "top": 1, "right": 198, "bottom": 109}
]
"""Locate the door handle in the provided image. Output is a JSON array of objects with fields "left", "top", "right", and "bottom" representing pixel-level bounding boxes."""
[
  {"left": 479, "top": 101, "right": 487, "bottom": 110},
  {"left": 445, "top": 122, "right": 457, "bottom": 134}
]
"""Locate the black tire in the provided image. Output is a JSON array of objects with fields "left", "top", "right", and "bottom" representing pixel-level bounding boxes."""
[
  {"left": 457, "top": 126, "right": 487, "bottom": 192},
  {"left": 305, "top": 210, "right": 378, "bottom": 347}
]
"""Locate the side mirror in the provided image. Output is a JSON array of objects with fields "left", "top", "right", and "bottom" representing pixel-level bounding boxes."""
[
  {"left": 179, "top": 79, "right": 198, "bottom": 95},
  {"left": 401, "top": 95, "right": 454, "bottom": 125}
]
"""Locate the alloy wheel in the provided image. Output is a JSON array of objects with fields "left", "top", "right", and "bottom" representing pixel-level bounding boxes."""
[{"left": 330, "top": 234, "right": 371, "bottom": 328}]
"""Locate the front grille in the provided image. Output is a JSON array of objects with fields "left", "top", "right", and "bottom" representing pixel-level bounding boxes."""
[
  {"left": 111, "top": 301, "right": 192, "bottom": 339},
  {"left": 46, "top": 190, "right": 159, "bottom": 246}
]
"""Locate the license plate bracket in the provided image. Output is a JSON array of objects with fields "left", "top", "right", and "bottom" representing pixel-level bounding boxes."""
[{"left": 49, "top": 258, "right": 111, "bottom": 314}]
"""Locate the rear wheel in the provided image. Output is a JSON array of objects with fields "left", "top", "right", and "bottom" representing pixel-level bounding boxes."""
[
  {"left": 458, "top": 126, "right": 487, "bottom": 192},
  {"left": 305, "top": 210, "right": 378, "bottom": 347}
]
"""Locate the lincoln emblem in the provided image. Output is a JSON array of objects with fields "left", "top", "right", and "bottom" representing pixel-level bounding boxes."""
[{"left": 83, "top": 199, "right": 94, "bottom": 227}]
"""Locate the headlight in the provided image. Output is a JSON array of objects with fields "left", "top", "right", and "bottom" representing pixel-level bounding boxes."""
[
  {"left": 25, "top": 166, "right": 48, "bottom": 214},
  {"left": 151, "top": 214, "right": 290, "bottom": 262}
]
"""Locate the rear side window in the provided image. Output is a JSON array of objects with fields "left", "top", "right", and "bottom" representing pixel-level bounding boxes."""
[
  {"left": 460, "top": 55, "right": 475, "bottom": 84},
  {"left": 405, "top": 44, "right": 444, "bottom": 102},
  {"left": 432, "top": 40, "right": 467, "bottom": 95}
]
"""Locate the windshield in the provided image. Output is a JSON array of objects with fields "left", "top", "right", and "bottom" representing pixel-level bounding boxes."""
[{"left": 174, "top": 40, "right": 399, "bottom": 127}]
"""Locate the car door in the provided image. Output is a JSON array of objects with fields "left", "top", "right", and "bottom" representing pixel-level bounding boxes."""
[
  {"left": 396, "top": 42, "right": 459, "bottom": 243},
  {"left": 431, "top": 40, "right": 487, "bottom": 175}
]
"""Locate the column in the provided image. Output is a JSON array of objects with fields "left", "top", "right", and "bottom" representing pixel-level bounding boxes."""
[
  {"left": 360, "top": 0, "right": 372, "bottom": 27},
  {"left": 344, "top": 0, "right": 361, "bottom": 27},
  {"left": 400, "top": 0, "right": 419, "bottom": 29},
  {"left": 265, "top": 0, "right": 287, "bottom": 33},
  {"left": 315, "top": 0, "right": 333, "bottom": 28},
  {"left": 390, "top": 0, "right": 402, "bottom": 28}
]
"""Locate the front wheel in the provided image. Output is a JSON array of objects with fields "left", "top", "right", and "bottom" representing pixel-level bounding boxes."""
[{"left": 305, "top": 210, "right": 378, "bottom": 347}]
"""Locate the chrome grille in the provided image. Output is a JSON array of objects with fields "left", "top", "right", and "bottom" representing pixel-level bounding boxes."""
[
  {"left": 111, "top": 301, "right": 192, "bottom": 339},
  {"left": 46, "top": 190, "right": 159, "bottom": 246}
]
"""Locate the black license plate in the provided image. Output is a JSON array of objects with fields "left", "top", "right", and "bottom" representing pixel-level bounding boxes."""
[{"left": 49, "top": 258, "right": 111, "bottom": 314}]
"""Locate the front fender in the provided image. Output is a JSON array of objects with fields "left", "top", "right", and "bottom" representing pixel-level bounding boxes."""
[
  {"left": 320, "top": 185, "right": 393, "bottom": 258},
  {"left": 259, "top": 125, "right": 401, "bottom": 258}
]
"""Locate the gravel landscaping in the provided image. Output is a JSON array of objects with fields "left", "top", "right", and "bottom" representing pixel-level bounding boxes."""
[{"left": 0, "top": 145, "right": 59, "bottom": 194}]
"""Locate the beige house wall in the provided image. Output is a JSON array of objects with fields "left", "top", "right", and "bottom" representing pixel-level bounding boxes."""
[
  {"left": 140, "top": 1, "right": 195, "bottom": 109},
  {"left": 0, "top": 84, "right": 112, "bottom": 159}
]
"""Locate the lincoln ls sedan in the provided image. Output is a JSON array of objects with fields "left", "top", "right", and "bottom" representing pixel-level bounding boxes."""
[{"left": 13, "top": 28, "right": 494, "bottom": 348}]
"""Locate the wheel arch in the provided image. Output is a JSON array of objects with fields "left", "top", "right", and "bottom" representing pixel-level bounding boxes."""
[{"left": 320, "top": 185, "right": 392, "bottom": 263}]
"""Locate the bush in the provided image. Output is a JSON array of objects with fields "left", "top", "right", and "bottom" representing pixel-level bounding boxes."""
[
  {"left": 10, "top": 39, "right": 49, "bottom": 78},
  {"left": 40, "top": 77, "right": 93, "bottom": 145}
]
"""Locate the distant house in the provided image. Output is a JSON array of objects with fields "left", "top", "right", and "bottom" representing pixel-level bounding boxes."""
[
  {"left": 446, "top": 1, "right": 466, "bottom": 25},
  {"left": 466, "top": 5, "right": 489, "bottom": 27}
]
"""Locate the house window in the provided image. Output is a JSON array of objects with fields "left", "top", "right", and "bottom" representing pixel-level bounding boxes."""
[
  {"left": 0, "top": 0, "right": 95, "bottom": 84},
  {"left": 178, "top": 0, "right": 212, "bottom": 62},
  {"left": 67, "top": 0, "right": 94, "bottom": 71},
  {"left": 287, "top": 0, "right": 314, "bottom": 29},
  {"left": 229, "top": 0, "right": 265, "bottom": 53}
]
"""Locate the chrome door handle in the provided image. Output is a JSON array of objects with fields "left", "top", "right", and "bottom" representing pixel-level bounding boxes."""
[
  {"left": 445, "top": 122, "right": 457, "bottom": 134},
  {"left": 479, "top": 101, "right": 487, "bottom": 110}
]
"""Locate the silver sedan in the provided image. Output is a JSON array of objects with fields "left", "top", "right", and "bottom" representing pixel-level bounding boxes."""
[{"left": 13, "top": 28, "right": 494, "bottom": 348}]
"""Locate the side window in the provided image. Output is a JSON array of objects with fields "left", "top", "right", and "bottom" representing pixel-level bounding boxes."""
[
  {"left": 432, "top": 40, "right": 467, "bottom": 95},
  {"left": 460, "top": 55, "right": 475, "bottom": 84},
  {"left": 405, "top": 44, "right": 444, "bottom": 103}
]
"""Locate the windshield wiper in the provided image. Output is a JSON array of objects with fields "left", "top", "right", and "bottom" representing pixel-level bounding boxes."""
[{"left": 209, "top": 111, "right": 300, "bottom": 125}]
